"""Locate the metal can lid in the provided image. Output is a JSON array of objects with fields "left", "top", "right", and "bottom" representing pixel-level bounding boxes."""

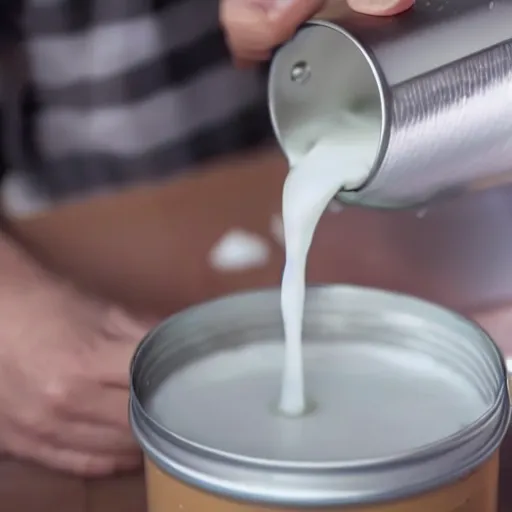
[{"left": 268, "top": 21, "right": 388, "bottom": 193}]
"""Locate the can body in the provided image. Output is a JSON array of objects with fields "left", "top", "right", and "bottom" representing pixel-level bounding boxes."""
[
  {"left": 145, "top": 455, "right": 499, "bottom": 511},
  {"left": 268, "top": 0, "right": 512, "bottom": 208},
  {"left": 130, "top": 286, "right": 510, "bottom": 510}
]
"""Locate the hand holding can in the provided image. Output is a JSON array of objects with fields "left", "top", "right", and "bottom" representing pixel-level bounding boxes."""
[{"left": 220, "top": 0, "right": 415, "bottom": 67}]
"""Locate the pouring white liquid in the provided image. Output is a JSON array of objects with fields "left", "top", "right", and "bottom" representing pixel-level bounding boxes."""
[
  {"left": 147, "top": 112, "right": 489, "bottom": 462},
  {"left": 278, "top": 114, "right": 378, "bottom": 415}
]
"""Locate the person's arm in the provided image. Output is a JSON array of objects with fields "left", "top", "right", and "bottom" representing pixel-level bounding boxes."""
[
  {"left": 0, "top": 7, "right": 154, "bottom": 476},
  {"left": 0, "top": 199, "right": 149, "bottom": 478},
  {"left": 0, "top": 218, "right": 153, "bottom": 475}
]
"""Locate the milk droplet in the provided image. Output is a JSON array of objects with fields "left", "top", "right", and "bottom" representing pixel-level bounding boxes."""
[{"left": 209, "top": 229, "right": 270, "bottom": 272}]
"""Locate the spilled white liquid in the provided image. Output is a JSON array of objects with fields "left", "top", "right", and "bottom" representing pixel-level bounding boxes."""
[
  {"left": 209, "top": 229, "right": 270, "bottom": 272},
  {"left": 278, "top": 114, "right": 378, "bottom": 415}
]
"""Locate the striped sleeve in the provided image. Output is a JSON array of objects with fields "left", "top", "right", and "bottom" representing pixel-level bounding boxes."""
[{"left": 3, "top": 0, "right": 273, "bottom": 208}]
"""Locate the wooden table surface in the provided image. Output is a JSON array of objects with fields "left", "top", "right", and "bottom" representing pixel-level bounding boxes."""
[
  {"left": 3, "top": 154, "right": 512, "bottom": 511},
  {"left": 1, "top": 454, "right": 511, "bottom": 512}
]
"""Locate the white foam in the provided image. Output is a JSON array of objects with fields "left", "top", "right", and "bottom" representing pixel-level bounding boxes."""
[{"left": 209, "top": 229, "right": 270, "bottom": 272}]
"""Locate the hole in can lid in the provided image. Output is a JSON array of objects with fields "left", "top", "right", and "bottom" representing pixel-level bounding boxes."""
[{"left": 290, "top": 61, "right": 311, "bottom": 84}]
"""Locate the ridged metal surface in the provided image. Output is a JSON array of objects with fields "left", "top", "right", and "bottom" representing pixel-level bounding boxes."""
[
  {"left": 356, "top": 39, "right": 512, "bottom": 206},
  {"left": 269, "top": 0, "right": 512, "bottom": 207}
]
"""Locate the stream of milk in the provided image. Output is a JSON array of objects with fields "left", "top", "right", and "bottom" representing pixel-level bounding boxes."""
[
  {"left": 278, "top": 114, "right": 378, "bottom": 416},
  {"left": 148, "top": 111, "right": 488, "bottom": 460}
]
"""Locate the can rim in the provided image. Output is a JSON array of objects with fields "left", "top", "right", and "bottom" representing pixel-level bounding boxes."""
[
  {"left": 268, "top": 20, "right": 392, "bottom": 203},
  {"left": 130, "top": 285, "right": 511, "bottom": 506}
]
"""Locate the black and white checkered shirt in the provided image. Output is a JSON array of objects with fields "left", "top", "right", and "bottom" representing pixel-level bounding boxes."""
[{"left": 0, "top": 0, "right": 272, "bottom": 215}]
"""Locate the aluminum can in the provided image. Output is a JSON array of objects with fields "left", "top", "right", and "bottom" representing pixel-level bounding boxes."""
[{"left": 268, "top": 0, "right": 512, "bottom": 208}]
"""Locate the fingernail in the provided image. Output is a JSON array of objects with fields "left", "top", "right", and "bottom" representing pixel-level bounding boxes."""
[
  {"left": 348, "top": 0, "right": 414, "bottom": 15},
  {"left": 269, "top": 0, "right": 295, "bottom": 19},
  {"left": 274, "top": 0, "right": 295, "bottom": 8}
]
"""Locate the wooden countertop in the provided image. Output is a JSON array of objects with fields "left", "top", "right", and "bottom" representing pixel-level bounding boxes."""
[
  {"left": 3, "top": 149, "right": 512, "bottom": 511},
  {"left": 0, "top": 457, "right": 145, "bottom": 512}
]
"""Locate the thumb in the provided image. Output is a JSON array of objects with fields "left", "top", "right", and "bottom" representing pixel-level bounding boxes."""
[
  {"left": 265, "top": 0, "right": 327, "bottom": 27},
  {"left": 347, "top": 0, "right": 414, "bottom": 15},
  {"left": 221, "top": 0, "right": 325, "bottom": 61}
]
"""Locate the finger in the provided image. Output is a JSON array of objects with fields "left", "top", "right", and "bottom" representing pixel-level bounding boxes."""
[
  {"left": 4, "top": 425, "right": 142, "bottom": 476},
  {"left": 68, "top": 387, "right": 132, "bottom": 429},
  {"left": 221, "top": 0, "right": 276, "bottom": 58},
  {"left": 221, "top": 0, "right": 325, "bottom": 59},
  {"left": 267, "top": 0, "right": 327, "bottom": 29},
  {"left": 52, "top": 421, "right": 139, "bottom": 455},
  {"left": 347, "top": 0, "right": 414, "bottom": 15},
  {"left": 15, "top": 415, "right": 139, "bottom": 455},
  {"left": 7, "top": 388, "right": 136, "bottom": 452},
  {"left": 93, "top": 340, "right": 139, "bottom": 387}
]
